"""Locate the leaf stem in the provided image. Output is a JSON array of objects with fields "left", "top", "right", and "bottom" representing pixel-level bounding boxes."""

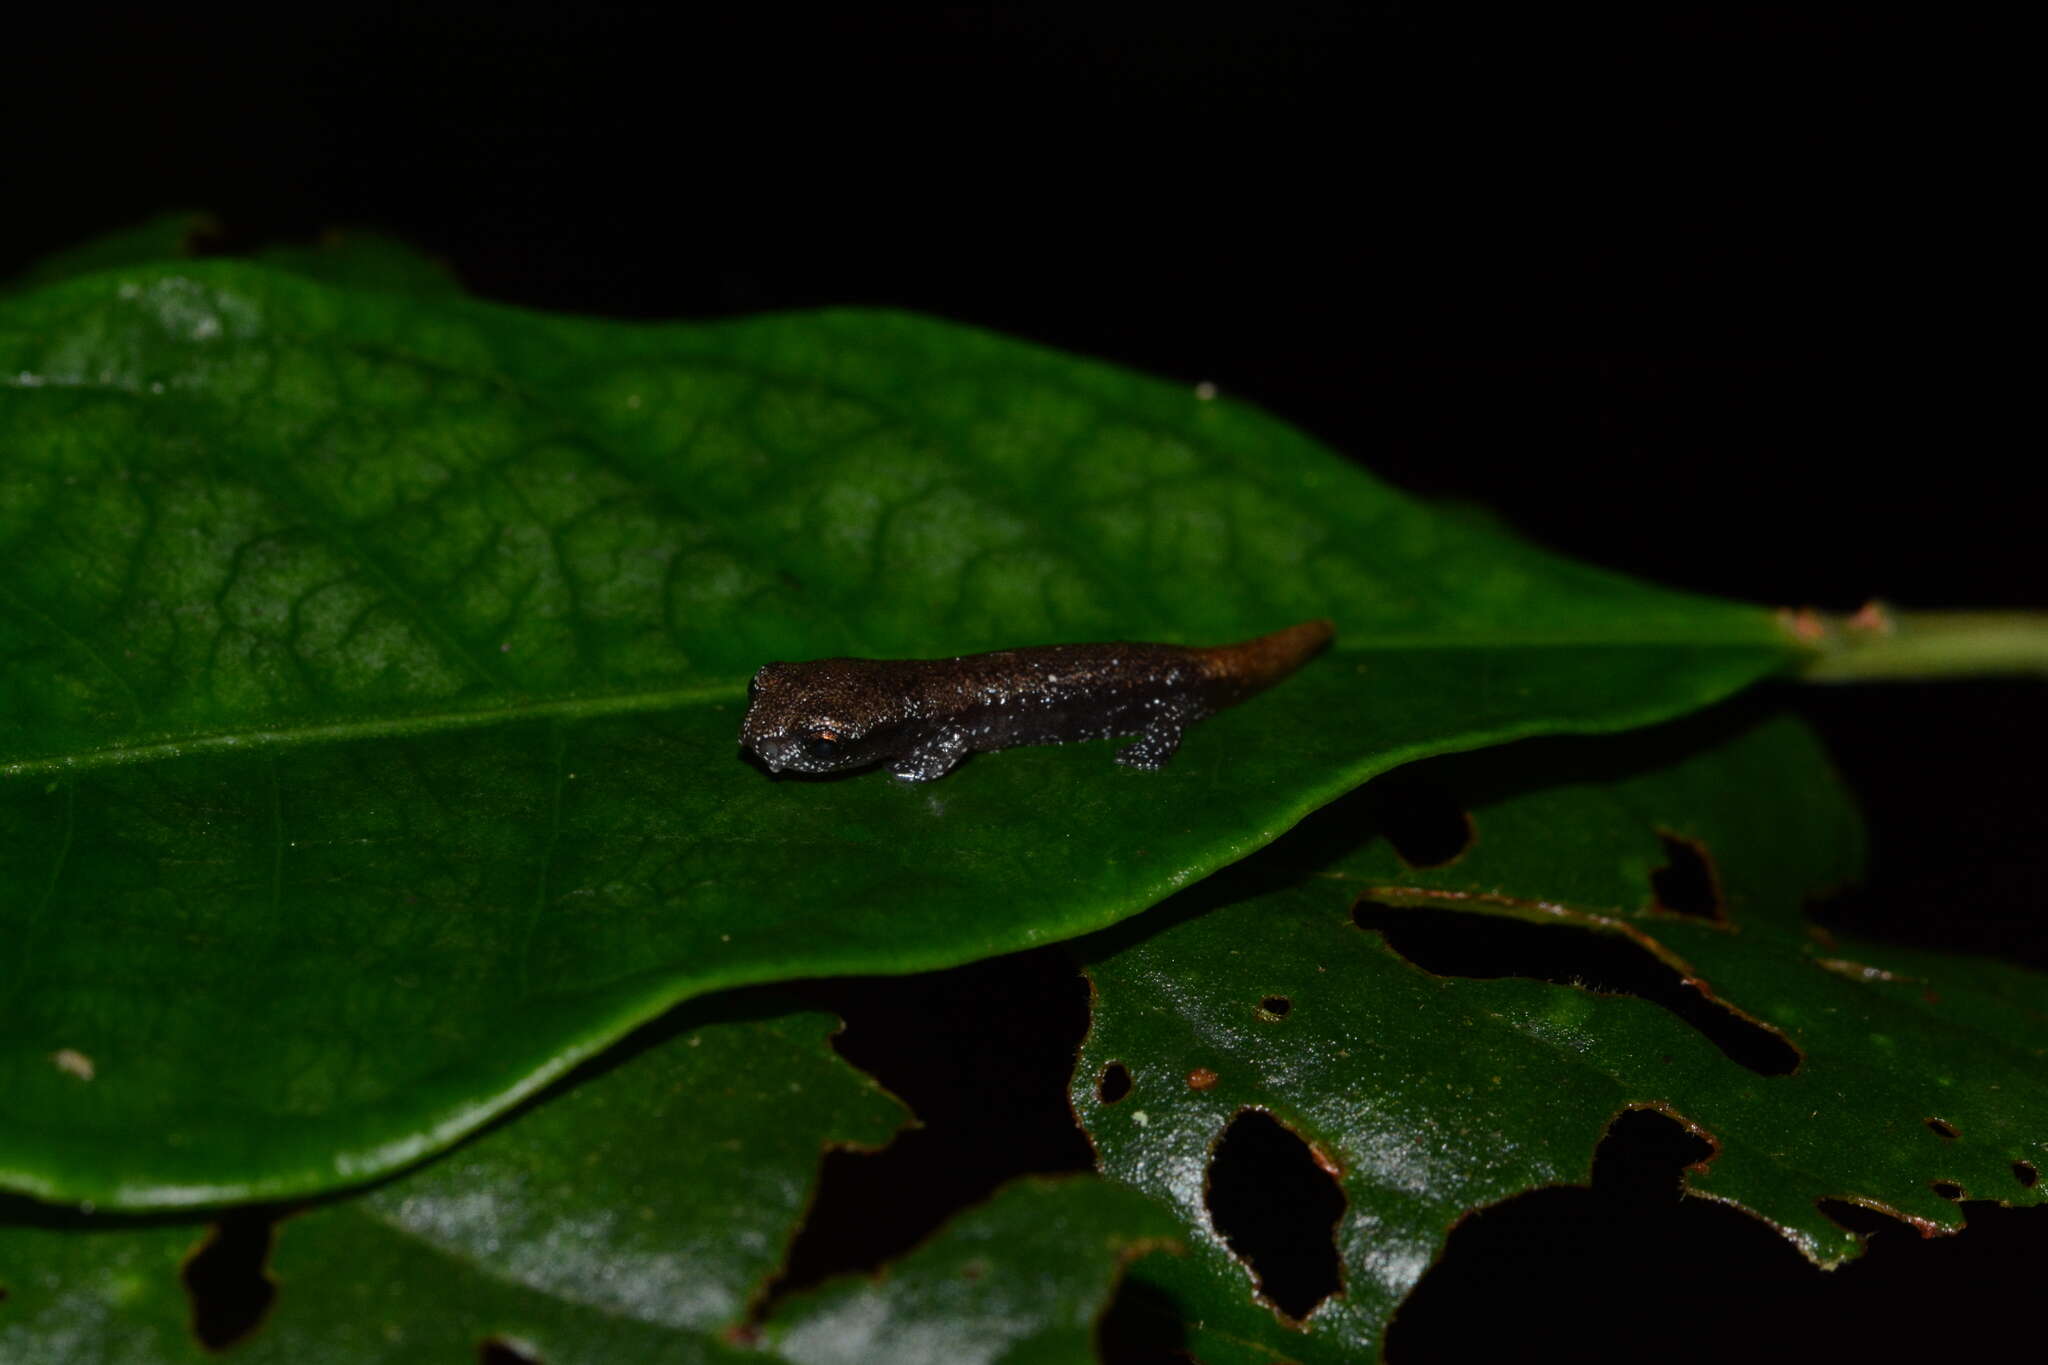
[{"left": 1786, "top": 602, "right": 2048, "bottom": 682}]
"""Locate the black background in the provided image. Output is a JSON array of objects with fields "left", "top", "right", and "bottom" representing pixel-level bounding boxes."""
[{"left": 9, "top": 6, "right": 2040, "bottom": 1360}]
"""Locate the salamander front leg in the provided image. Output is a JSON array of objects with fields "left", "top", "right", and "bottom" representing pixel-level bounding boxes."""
[{"left": 891, "top": 726, "right": 972, "bottom": 782}]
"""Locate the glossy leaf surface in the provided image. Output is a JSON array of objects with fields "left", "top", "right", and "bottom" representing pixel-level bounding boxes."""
[
  {"left": 0, "top": 1007, "right": 902, "bottom": 1362},
  {"left": 761, "top": 1176, "right": 1178, "bottom": 1365},
  {"left": 0, "top": 239, "right": 1798, "bottom": 1206},
  {"left": 1072, "top": 709, "right": 2048, "bottom": 1362},
  {"left": 0, "top": 1008, "right": 1170, "bottom": 1364}
]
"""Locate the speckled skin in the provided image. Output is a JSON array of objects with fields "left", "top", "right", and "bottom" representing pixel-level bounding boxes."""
[{"left": 740, "top": 619, "right": 1334, "bottom": 781}]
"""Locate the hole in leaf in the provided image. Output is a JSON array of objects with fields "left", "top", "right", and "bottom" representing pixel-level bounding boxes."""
[
  {"left": 1205, "top": 1109, "right": 1345, "bottom": 1322},
  {"left": 183, "top": 1210, "right": 277, "bottom": 1351},
  {"left": 480, "top": 1339, "right": 541, "bottom": 1365},
  {"left": 1649, "top": 831, "right": 1723, "bottom": 920},
  {"left": 1376, "top": 773, "right": 1474, "bottom": 871},
  {"left": 1392, "top": 1104, "right": 1735, "bottom": 1358},
  {"left": 1592, "top": 1108, "right": 1716, "bottom": 1203},
  {"left": 1352, "top": 900, "right": 1799, "bottom": 1076},
  {"left": 1369, "top": 773, "right": 1474, "bottom": 867},
  {"left": 1256, "top": 994, "right": 1292, "bottom": 1020},
  {"left": 1098, "top": 1062, "right": 1133, "bottom": 1104},
  {"left": 771, "top": 949, "right": 1096, "bottom": 1301},
  {"left": 2015, "top": 1161, "right": 2040, "bottom": 1189},
  {"left": 1392, "top": 1108, "right": 2048, "bottom": 1361},
  {"left": 1932, "top": 1181, "right": 1965, "bottom": 1201},
  {"left": 1926, "top": 1118, "right": 1959, "bottom": 1140}
]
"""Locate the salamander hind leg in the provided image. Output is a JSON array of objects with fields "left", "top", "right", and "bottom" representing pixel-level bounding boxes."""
[
  {"left": 1115, "top": 714, "right": 1187, "bottom": 770},
  {"left": 891, "top": 727, "right": 972, "bottom": 782}
]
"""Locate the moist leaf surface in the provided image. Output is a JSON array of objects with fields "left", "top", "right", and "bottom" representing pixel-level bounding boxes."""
[
  {"left": 0, "top": 239, "right": 1796, "bottom": 1205},
  {"left": 0, "top": 1006, "right": 910, "bottom": 1362},
  {"left": 1072, "top": 709, "right": 2048, "bottom": 1362},
  {"left": 0, "top": 1006, "right": 1172, "bottom": 1362}
]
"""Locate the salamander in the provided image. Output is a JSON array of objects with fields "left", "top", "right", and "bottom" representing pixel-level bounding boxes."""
[{"left": 738, "top": 619, "right": 1334, "bottom": 781}]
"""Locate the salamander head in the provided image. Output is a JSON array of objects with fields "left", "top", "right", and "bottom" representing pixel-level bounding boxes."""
[{"left": 739, "top": 660, "right": 916, "bottom": 775}]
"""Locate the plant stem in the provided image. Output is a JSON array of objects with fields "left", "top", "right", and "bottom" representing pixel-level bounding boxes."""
[{"left": 1788, "top": 603, "right": 2048, "bottom": 682}]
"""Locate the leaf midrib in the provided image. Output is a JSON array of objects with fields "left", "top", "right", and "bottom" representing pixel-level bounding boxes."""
[
  {"left": 0, "top": 681, "right": 742, "bottom": 778},
  {"left": 0, "top": 633, "right": 1789, "bottom": 779}
]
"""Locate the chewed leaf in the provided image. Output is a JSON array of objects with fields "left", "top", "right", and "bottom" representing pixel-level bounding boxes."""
[
  {"left": 763, "top": 1176, "right": 1179, "bottom": 1365},
  {"left": 0, "top": 1013, "right": 1169, "bottom": 1365},
  {"left": 1073, "top": 708, "right": 2048, "bottom": 1362},
  {"left": 0, "top": 1006, "right": 907, "bottom": 1362}
]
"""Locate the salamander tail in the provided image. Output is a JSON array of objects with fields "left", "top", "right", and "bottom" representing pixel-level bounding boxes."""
[{"left": 1198, "top": 618, "right": 1335, "bottom": 695}]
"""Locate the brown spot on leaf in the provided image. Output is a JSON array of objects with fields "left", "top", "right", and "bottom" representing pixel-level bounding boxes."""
[
  {"left": 1848, "top": 600, "right": 1895, "bottom": 634},
  {"left": 1779, "top": 605, "right": 1828, "bottom": 642}
]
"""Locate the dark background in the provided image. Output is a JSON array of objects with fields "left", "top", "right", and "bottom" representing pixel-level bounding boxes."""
[{"left": 10, "top": 6, "right": 2039, "bottom": 1360}]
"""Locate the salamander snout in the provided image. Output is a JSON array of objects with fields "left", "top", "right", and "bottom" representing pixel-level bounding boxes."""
[
  {"left": 742, "top": 724, "right": 859, "bottom": 775},
  {"left": 740, "top": 659, "right": 900, "bottom": 775}
]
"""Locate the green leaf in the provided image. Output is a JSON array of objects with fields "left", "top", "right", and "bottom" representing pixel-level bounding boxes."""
[
  {"left": 246, "top": 1174, "right": 1168, "bottom": 1365},
  {"left": 0, "top": 1005, "right": 907, "bottom": 1363},
  {"left": 760, "top": 1176, "right": 1179, "bottom": 1365},
  {"left": 1071, "top": 708, "right": 2048, "bottom": 1362},
  {"left": 0, "top": 1006, "right": 1173, "bottom": 1364},
  {"left": 0, "top": 244, "right": 1800, "bottom": 1208},
  {"left": 0, "top": 1216, "right": 198, "bottom": 1364}
]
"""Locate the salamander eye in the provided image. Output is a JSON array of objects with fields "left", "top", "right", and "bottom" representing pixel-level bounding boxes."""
[{"left": 802, "top": 730, "right": 843, "bottom": 761}]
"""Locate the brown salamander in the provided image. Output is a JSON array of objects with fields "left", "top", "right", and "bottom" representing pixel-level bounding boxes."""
[{"left": 739, "top": 619, "right": 1334, "bottom": 781}]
